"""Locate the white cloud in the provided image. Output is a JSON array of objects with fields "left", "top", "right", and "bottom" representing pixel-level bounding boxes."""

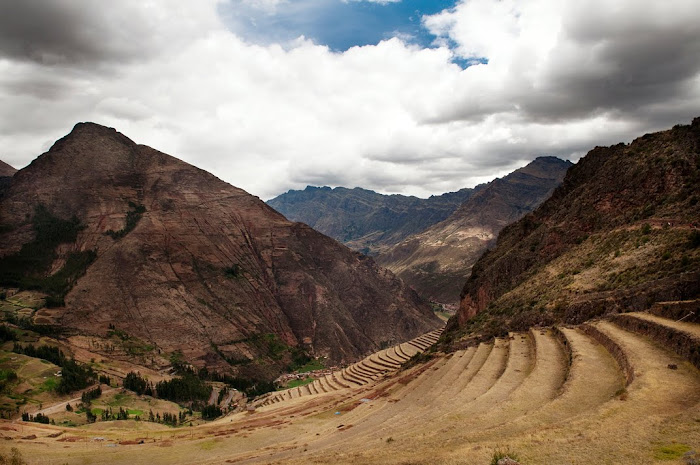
[{"left": 1, "top": 0, "right": 699, "bottom": 200}]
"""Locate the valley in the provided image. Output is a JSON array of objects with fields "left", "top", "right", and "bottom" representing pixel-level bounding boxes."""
[
  {"left": 3, "top": 307, "right": 699, "bottom": 464},
  {"left": 1, "top": 119, "right": 699, "bottom": 464}
]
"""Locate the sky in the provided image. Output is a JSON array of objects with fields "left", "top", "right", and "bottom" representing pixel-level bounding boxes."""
[{"left": 0, "top": 0, "right": 699, "bottom": 200}]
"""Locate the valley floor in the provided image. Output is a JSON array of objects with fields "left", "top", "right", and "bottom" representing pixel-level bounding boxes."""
[{"left": 4, "top": 312, "right": 700, "bottom": 465}]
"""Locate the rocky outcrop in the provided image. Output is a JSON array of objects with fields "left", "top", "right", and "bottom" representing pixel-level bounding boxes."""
[
  {"left": 451, "top": 118, "right": 700, "bottom": 338},
  {"left": 377, "top": 157, "right": 571, "bottom": 304},
  {"left": 0, "top": 123, "right": 441, "bottom": 376},
  {"left": 267, "top": 186, "right": 477, "bottom": 256}
]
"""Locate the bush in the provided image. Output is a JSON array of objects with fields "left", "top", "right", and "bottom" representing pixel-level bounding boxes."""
[{"left": 490, "top": 448, "right": 521, "bottom": 465}]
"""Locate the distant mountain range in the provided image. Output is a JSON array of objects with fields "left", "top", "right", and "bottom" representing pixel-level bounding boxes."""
[
  {"left": 377, "top": 157, "right": 572, "bottom": 304},
  {"left": 269, "top": 157, "right": 571, "bottom": 305},
  {"left": 267, "top": 186, "right": 478, "bottom": 256},
  {"left": 0, "top": 123, "right": 441, "bottom": 380},
  {"left": 450, "top": 118, "right": 700, "bottom": 339}
]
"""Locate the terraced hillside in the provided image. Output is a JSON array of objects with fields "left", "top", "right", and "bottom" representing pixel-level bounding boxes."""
[
  {"left": 260, "top": 328, "right": 444, "bottom": 406},
  {"left": 7, "top": 306, "right": 699, "bottom": 465}
]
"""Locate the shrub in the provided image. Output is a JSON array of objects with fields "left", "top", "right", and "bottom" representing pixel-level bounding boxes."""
[{"left": 490, "top": 447, "right": 521, "bottom": 465}]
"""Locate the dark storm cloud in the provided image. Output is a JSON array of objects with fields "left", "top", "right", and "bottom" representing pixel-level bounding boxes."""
[
  {"left": 521, "top": 25, "right": 700, "bottom": 121},
  {"left": 0, "top": 0, "right": 151, "bottom": 65}
]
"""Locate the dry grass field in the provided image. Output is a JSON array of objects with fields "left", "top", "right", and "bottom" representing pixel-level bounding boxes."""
[{"left": 3, "top": 312, "right": 699, "bottom": 465}]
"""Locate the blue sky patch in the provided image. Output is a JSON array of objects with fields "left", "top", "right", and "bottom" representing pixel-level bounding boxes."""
[{"left": 219, "top": 0, "right": 459, "bottom": 52}]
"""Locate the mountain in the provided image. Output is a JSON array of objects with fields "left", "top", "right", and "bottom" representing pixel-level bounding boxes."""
[
  {"left": 451, "top": 119, "right": 700, "bottom": 339},
  {"left": 377, "top": 157, "right": 572, "bottom": 304},
  {"left": 0, "top": 123, "right": 441, "bottom": 378},
  {"left": 0, "top": 160, "right": 15, "bottom": 198},
  {"left": 0, "top": 160, "right": 16, "bottom": 177},
  {"left": 267, "top": 185, "right": 477, "bottom": 256}
]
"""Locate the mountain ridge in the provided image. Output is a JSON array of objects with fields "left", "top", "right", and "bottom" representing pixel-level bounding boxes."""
[
  {"left": 377, "top": 156, "right": 572, "bottom": 304},
  {"left": 267, "top": 184, "right": 479, "bottom": 255}
]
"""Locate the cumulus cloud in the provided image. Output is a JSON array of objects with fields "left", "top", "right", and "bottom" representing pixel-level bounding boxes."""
[{"left": 0, "top": 0, "right": 699, "bottom": 200}]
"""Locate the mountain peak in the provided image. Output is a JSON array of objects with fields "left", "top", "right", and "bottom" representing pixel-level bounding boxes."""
[{"left": 516, "top": 156, "right": 573, "bottom": 179}]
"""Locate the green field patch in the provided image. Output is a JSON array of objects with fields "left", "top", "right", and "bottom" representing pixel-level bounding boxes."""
[
  {"left": 654, "top": 443, "right": 692, "bottom": 460},
  {"left": 91, "top": 407, "right": 103, "bottom": 415},
  {"left": 38, "top": 377, "right": 58, "bottom": 392},
  {"left": 295, "top": 359, "right": 325, "bottom": 373},
  {"left": 106, "top": 391, "right": 134, "bottom": 407},
  {"left": 198, "top": 439, "right": 220, "bottom": 451},
  {"left": 283, "top": 377, "right": 314, "bottom": 389}
]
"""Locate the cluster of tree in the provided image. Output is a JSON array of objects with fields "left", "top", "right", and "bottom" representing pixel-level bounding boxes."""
[
  {"left": 81, "top": 386, "right": 102, "bottom": 404},
  {"left": 99, "top": 374, "right": 111, "bottom": 386},
  {"left": 12, "top": 343, "right": 65, "bottom": 366},
  {"left": 200, "top": 405, "right": 223, "bottom": 421},
  {"left": 55, "top": 359, "right": 96, "bottom": 394},
  {"left": 21, "top": 412, "right": 51, "bottom": 424},
  {"left": 85, "top": 410, "right": 97, "bottom": 423},
  {"left": 100, "top": 406, "right": 134, "bottom": 422},
  {"left": 123, "top": 372, "right": 154, "bottom": 396},
  {"left": 3, "top": 314, "right": 63, "bottom": 336},
  {"left": 13, "top": 343, "right": 96, "bottom": 394},
  {"left": 155, "top": 371, "right": 211, "bottom": 403},
  {"left": 147, "top": 409, "right": 190, "bottom": 426},
  {"left": 0, "top": 324, "right": 16, "bottom": 342}
]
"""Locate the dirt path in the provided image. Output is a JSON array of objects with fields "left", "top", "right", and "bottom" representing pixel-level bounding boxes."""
[{"left": 31, "top": 385, "right": 117, "bottom": 416}]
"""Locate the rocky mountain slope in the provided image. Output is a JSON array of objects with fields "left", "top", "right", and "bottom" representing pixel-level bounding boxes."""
[
  {"left": 0, "top": 123, "right": 441, "bottom": 378},
  {"left": 377, "top": 157, "right": 571, "bottom": 304},
  {"left": 451, "top": 119, "right": 700, "bottom": 339},
  {"left": 0, "top": 160, "right": 15, "bottom": 198},
  {"left": 267, "top": 186, "right": 477, "bottom": 255},
  {"left": 0, "top": 160, "right": 16, "bottom": 177}
]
